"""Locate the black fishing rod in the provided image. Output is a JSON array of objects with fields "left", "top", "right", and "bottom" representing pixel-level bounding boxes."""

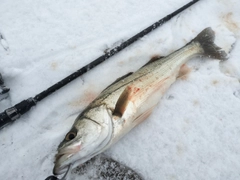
[{"left": 0, "top": 0, "right": 200, "bottom": 130}]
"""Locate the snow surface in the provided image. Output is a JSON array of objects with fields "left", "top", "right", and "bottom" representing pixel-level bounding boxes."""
[{"left": 1, "top": 0, "right": 240, "bottom": 179}]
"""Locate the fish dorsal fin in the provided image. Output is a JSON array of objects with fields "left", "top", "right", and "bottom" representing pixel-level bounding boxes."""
[
  {"left": 103, "top": 72, "right": 133, "bottom": 91},
  {"left": 141, "top": 55, "right": 165, "bottom": 68},
  {"left": 113, "top": 85, "right": 140, "bottom": 117},
  {"left": 113, "top": 72, "right": 133, "bottom": 84}
]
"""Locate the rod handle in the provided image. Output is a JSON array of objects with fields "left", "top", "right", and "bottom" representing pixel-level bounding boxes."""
[{"left": 0, "top": 98, "right": 36, "bottom": 129}]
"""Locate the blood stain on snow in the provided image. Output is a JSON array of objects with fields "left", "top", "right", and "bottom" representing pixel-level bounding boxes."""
[
  {"left": 50, "top": 62, "right": 58, "bottom": 70},
  {"left": 192, "top": 99, "right": 199, "bottom": 106},
  {"left": 211, "top": 79, "right": 219, "bottom": 86},
  {"left": 117, "top": 61, "right": 125, "bottom": 66},
  {"left": 68, "top": 89, "right": 97, "bottom": 107},
  {"left": 222, "top": 12, "right": 240, "bottom": 35}
]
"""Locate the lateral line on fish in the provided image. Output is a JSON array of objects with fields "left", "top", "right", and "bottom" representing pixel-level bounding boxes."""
[{"left": 99, "top": 71, "right": 157, "bottom": 103}]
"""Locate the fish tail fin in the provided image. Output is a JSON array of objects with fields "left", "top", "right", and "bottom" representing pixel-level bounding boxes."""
[{"left": 193, "top": 27, "right": 228, "bottom": 60}]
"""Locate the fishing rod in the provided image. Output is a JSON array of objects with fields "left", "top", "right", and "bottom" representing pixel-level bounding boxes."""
[{"left": 0, "top": 0, "right": 200, "bottom": 130}]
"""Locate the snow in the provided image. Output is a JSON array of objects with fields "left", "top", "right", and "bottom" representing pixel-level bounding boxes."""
[{"left": 0, "top": 0, "right": 240, "bottom": 179}]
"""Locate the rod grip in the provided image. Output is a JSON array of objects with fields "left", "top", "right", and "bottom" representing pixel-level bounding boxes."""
[
  {"left": 0, "top": 111, "right": 12, "bottom": 129},
  {"left": 0, "top": 98, "right": 36, "bottom": 129}
]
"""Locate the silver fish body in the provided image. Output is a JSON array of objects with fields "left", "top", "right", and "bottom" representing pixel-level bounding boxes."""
[{"left": 53, "top": 27, "right": 228, "bottom": 175}]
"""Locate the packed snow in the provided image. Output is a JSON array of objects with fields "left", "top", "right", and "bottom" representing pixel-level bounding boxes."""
[{"left": 0, "top": 0, "right": 240, "bottom": 180}]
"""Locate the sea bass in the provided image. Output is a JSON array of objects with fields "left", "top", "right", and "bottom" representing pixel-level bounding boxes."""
[{"left": 53, "top": 27, "right": 228, "bottom": 175}]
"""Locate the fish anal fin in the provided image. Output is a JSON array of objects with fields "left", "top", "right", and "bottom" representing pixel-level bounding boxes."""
[
  {"left": 113, "top": 85, "right": 140, "bottom": 117},
  {"left": 177, "top": 64, "right": 191, "bottom": 80}
]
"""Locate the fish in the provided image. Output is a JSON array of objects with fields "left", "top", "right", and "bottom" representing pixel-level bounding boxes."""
[{"left": 53, "top": 27, "right": 228, "bottom": 175}]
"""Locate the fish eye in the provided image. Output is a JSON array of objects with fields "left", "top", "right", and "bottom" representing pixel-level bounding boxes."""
[{"left": 65, "top": 131, "right": 77, "bottom": 141}]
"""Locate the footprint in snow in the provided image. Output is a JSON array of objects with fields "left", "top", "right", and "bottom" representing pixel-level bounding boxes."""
[
  {"left": 233, "top": 90, "right": 240, "bottom": 100},
  {"left": 72, "top": 154, "right": 143, "bottom": 180},
  {"left": 0, "top": 32, "right": 9, "bottom": 51}
]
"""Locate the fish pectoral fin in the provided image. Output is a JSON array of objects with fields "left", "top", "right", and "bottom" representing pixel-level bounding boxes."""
[
  {"left": 113, "top": 85, "right": 140, "bottom": 117},
  {"left": 133, "top": 105, "right": 156, "bottom": 124}
]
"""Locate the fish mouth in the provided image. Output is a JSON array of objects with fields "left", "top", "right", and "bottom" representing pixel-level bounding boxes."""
[
  {"left": 53, "top": 109, "right": 113, "bottom": 175},
  {"left": 53, "top": 163, "right": 69, "bottom": 175},
  {"left": 53, "top": 132, "right": 113, "bottom": 175},
  {"left": 53, "top": 142, "right": 81, "bottom": 175}
]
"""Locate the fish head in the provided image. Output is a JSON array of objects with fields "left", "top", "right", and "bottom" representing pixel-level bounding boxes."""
[{"left": 53, "top": 105, "right": 113, "bottom": 175}]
